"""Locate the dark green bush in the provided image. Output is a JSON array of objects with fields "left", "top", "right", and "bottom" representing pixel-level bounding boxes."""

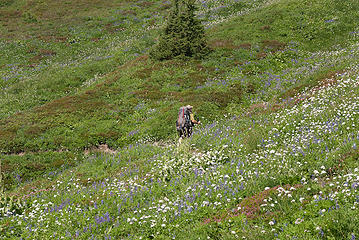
[{"left": 150, "top": 0, "right": 210, "bottom": 60}]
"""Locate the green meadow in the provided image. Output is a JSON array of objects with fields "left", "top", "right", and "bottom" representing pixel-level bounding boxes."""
[{"left": 1, "top": 0, "right": 359, "bottom": 239}]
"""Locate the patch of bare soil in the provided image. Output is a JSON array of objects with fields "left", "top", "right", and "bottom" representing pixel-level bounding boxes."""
[{"left": 84, "top": 144, "right": 117, "bottom": 155}]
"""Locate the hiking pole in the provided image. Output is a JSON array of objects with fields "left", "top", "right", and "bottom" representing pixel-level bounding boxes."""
[{"left": 0, "top": 157, "right": 3, "bottom": 195}]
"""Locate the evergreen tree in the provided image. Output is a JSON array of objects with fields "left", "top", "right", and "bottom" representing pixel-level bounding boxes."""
[{"left": 150, "top": 0, "right": 210, "bottom": 60}]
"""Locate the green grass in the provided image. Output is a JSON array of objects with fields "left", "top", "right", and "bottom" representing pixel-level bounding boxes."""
[
  {"left": 1, "top": 0, "right": 358, "bottom": 154},
  {"left": 1, "top": 0, "right": 359, "bottom": 238},
  {"left": 209, "top": 0, "right": 359, "bottom": 51},
  {"left": 1, "top": 0, "right": 358, "bottom": 184}
]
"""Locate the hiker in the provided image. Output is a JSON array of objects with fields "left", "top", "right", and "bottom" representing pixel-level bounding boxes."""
[{"left": 176, "top": 105, "right": 200, "bottom": 139}]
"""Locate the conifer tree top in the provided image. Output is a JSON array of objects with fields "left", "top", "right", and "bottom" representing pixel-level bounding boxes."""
[{"left": 150, "top": 0, "right": 210, "bottom": 61}]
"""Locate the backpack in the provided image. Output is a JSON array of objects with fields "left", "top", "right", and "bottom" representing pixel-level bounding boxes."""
[{"left": 176, "top": 106, "right": 191, "bottom": 130}]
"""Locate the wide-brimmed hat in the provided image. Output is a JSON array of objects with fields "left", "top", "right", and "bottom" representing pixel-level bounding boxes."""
[{"left": 186, "top": 105, "right": 193, "bottom": 109}]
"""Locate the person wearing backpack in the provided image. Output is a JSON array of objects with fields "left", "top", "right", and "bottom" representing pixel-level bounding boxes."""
[{"left": 176, "top": 105, "right": 200, "bottom": 139}]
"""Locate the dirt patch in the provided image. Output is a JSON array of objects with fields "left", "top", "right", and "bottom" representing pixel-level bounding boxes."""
[
  {"left": 238, "top": 43, "right": 252, "bottom": 49},
  {"left": 84, "top": 144, "right": 117, "bottom": 155},
  {"left": 139, "top": 1, "right": 154, "bottom": 7},
  {"left": 260, "top": 25, "right": 271, "bottom": 31},
  {"left": 256, "top": 52, "right": 267, "bottom": 59},
  {"left": 261, "top": 40, "right": 286, "bottom": 52}
]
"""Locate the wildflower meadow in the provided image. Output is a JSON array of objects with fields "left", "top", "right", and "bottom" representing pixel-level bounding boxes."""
[{"left": 1, "top": 0, "right": 359, "bottom": 239}]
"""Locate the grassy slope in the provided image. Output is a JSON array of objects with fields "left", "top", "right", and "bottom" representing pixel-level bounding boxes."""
[
  {"left": 1, "top": 0, "right": 359, "bottom": 238},
  {"left": 1, "top": 0, "right": 358, "bottom": 154},
  {"left": 1, "top": 0, "right": 358, "bottom": 195}
]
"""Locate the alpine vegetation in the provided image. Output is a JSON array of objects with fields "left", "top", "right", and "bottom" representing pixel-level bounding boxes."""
[
  {"left": 150, "top": 0, "right": 210, "bottom": 60},
  {"left": 1, "top": 0, "right": 359, "bottom": 239}
]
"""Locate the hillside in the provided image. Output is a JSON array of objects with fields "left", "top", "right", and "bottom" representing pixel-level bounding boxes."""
[{"left": 1, "top": 0, "right": 359, "bottom": 239}]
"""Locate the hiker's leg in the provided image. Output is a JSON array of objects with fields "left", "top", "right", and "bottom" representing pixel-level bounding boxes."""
[
  {"left": 188, "top": 127, "right": 193, "bottom": 137},
  {"left": 177, "top": 129, "right": 184, "bottom": 146},
  {"left": 184, "top": 127, "right": 189, "bottom": 138},
  {"left": 177, "top": 129, "right": 182, "bottom": 138}
]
